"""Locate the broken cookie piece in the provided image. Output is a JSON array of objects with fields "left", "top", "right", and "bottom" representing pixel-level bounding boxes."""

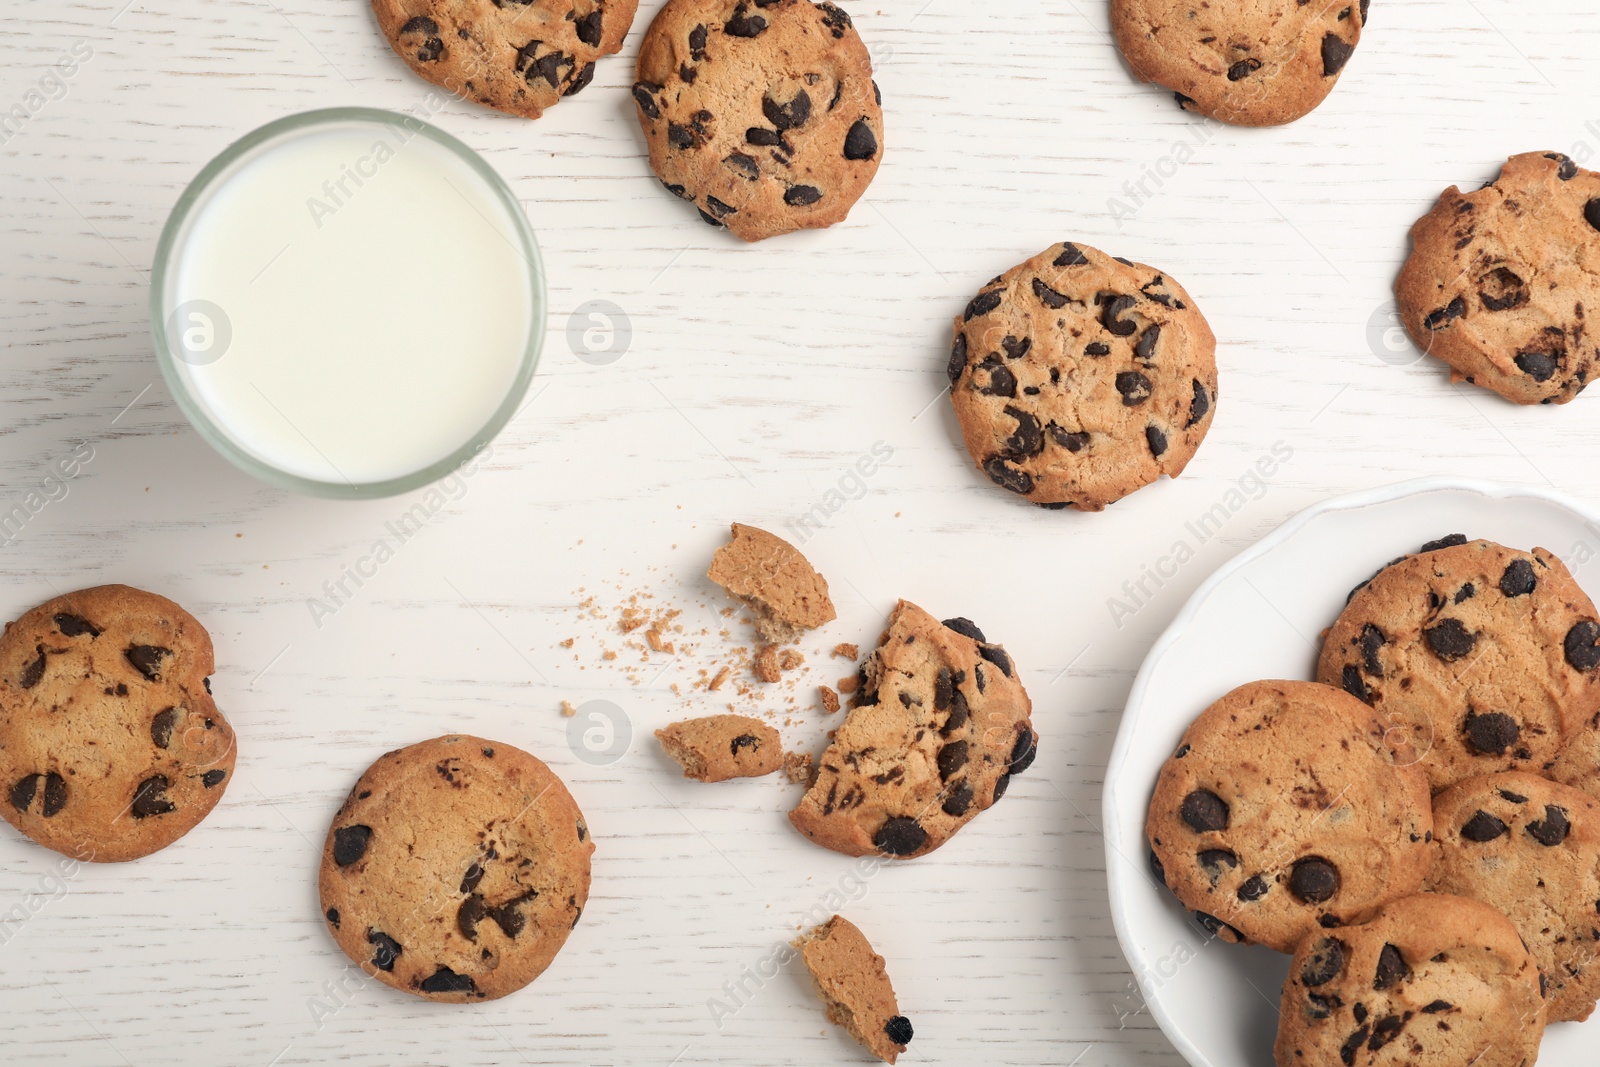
[
  {"left": 793, "top": 915, "right": 913, "bottom": 1064},
  {"left": 707, "top": 523, "right": 836, "bottom": 644},
  {"left": 789, "top": 600, "right": 1037, "bottom": 859},
  {"left": 783, "top": 750, "right": 816, "bottom": 786},
  {"left": 656, "top": 714, "right": 782, "bottom": 782}
]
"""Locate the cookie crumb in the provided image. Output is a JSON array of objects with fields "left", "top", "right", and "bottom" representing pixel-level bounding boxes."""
[
  {"left": 779, "top": 649, "right": 805, "bottom": 671},
  {"left": 838, "top": 674, "right": 858, "bottom": 695},
  {"left": 560, "top": 700, "right": 577, "bottom": 718},
  {"left": 560, "top": 638, "right": 575, "bottom": 648},
  {"left": 754, "top": 645, "right": 781, "bottom": 684},
  {"left": 784, "top": 751, "right": 816, "bottom": 786},
  {"left": 832, "top": 643, "right": 858, "bottom": 660},
  {"left": 708, "top": 666, "right": 731, "bottom": 691},
  {"left": 820, "top": 686, "right": 840, "bottom": 714}
]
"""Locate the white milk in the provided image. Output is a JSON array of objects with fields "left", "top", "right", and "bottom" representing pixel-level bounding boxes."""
[{"left": 164, "top": 116, "right": 536, "bottom": 486}]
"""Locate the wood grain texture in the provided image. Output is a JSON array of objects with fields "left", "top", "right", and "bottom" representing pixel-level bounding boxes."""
[{"left": 2, "top": 0, "right": 1599, "bottom": 1062}]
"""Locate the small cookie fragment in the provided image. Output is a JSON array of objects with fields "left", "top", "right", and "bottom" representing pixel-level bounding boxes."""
[
  {"left": 560, "top": 700, "right": 578, "bottom": 718},
  {"left": 1274, "top": 893, "right": 1546, "bottom": 1067},
  {"left": 318, "top": 735, "right": 593, "bottom": 1002},
  {"left": 833, "top": 643, "right": 859, "bottom": 660},
  {"left": 1317, "top": 537, "right": 1600, "bottom": 792},
  {"left": 948, "top": 242, "right": 1217, "bottom": 510},
  {"left": 1396, "top": 151, "right": 1600, "bottom": 405},
  {"left": 1147, "top": 680, "right": 1433, "bottom": 953},
  {"left": 656, "top": 714, "right": 782, "bottom": 782},
  {"left": 1112, "top": 0, "right": 1365, "bottom": 126},
  {"left": 784, "top": 750, "right": 815, "bottom": 786},
  {"left": 707, "top": 523, "right": 836, "bottom": 643},
  {"left": 370, "top": 0, "right": 640, "bottom": 120},
  {"left": 789, "top": 601, "right": 1036, "bottom": 859},
  {"left": 1426, "top": 771, "right": 1600, "bottom": 1022},
  {"left": 793, "top": 915, "right": 913, "bottom": 1064},
  {"left": 753, "top": 645, "right": 782, "bottom": 683},
  {"left": 633, "top": 0, "right": 884, "bottom": 241},
  {"left": 819, "top": 685, "right": 841, "bottom": 713},
  {"left": 0, "top": 584, "right": 235, "bottom": 862}
]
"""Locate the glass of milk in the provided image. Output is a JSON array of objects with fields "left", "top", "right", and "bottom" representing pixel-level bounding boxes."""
[{"left": 151, "top": 108, "right": 543, "bottom": 498}]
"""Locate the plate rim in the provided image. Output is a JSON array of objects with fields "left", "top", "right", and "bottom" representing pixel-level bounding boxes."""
[{"left": 1101, "top": 475, "right": 1600, "bottom": 1067}]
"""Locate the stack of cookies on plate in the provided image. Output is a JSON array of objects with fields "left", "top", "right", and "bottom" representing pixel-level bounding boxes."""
[{"left": 1146, "top": 535, "right": 1600, "bottom": 1066}]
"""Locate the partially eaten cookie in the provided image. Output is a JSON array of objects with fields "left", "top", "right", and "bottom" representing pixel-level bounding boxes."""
[
  {"left": 793, "top": 914, "right": 913, "bottom": 1064},
  {"left": 655, "top": 714, "right": 782, "bottom": 782},
  {"left": 707, "top": 523, "right": 836, "bottom": 644}
]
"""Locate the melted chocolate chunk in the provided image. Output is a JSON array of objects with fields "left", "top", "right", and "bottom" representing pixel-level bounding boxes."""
[
  {"left": 874, "top": 816, "right": 927, "bottom": 856},
  {"left": 419, "top": 967, "right": 476, "bottom": 994},
  {"left": 368, "top": 929, "right": 402, "bottom": 971},
  {"left": 1460, "top": 809, "right": 1508, "bottom": 842},
  {"left": 1565, "top": 621, "right": 1600, "bottom": 671},
  {"left": 1423, "top": 619, "right": 1475, "bottom": 662},
  {"left": 1302, "top": 938, "right": 1347, "bottom": 986},
  {"left": 53, "top": 613, "right": 100, "bottom": 638},
  {"left": 130, "top": 775, "right": 175, "bottom": 818},
  {"left": 1526, "top": 804, "right": 1570, "bottom": 846},
  {"left": 125, "top": 644, "right": 170, "bottom": 682},
  {"left": 333, "top": 824, "right": 374, "bottom": 866},
  {"left": 1500, "top": 558, "right": 1537, "bottom": 597},
  {"left": 1180, "top": 789, "right": 1228, "bottom": 832},
  {"left": 884, "top": 1015, "right": 914, "bottom": 1045},
  {"left": 1463, "top": 711, "right": 1518, "bottom": 755},
  {"left": 843, "top": 119, "right": 877, "bottom": 161},
  {"left": 1373, "top": 943, "right": 1409, "bottom": 990},
  {"left": 1321, "top": 34, "right": 1354, "bottom": 76},
  {"left": 1289, "top": 857, "right": 1340, "bottom": 903}
]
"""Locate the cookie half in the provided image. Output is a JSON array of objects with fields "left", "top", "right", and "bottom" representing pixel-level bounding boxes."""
[
  {"left": 948, "top": 242, "right": 1217, "bottom": 510},
  {"left": 370, "top": 0, "right": 638, "bottom": 119},
  {"left": 633, "top": 0, "right": 883, "bottom": 241},
  {"left": 0, "top": 585, "right": 235, "bottom": 862},
  {"left": 1146, "top": 680, "right": 1433, "bottom": 953},
  {"left": 1111, "top": 0, "right": 1366, "bottom": 126},
  {"left": 1274, "top": 893, "right": 1547, "bottom": 1067},
  {"left": 1427, "top": 771, "right": 1600, "bottom": 1023},
  {"left": 707, "top": 522, "right": 835, "bottom": 643},
  {"left": 794, "top": 915, "right": 913, "bottom": 1065},
  {"left": 788, "top": 600, "right": 1035, "bottom": 859},
  {"left": 1396, "top": 151, "right": 1600, "bottom": 404},
  {"left": 1317, "top": 536, "right": 1600, "bottom": 792},
  {"left": 318, "top": 735, "right": 593, "bottom": 1002}
]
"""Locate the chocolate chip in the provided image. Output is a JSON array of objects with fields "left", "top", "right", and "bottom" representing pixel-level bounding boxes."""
[
  {"left": 1477, "top": 267, "right": 1528, "bottom": 312},
  {"left": 724, "top": 3, "right": 767, "bottom": 38},
  {"left": 53, "top": 613, "right": 100, "bottom": 638},
  {"left": 1101, "top": 294, "right": 1138, "bottom": 335},
  {"left": 1463, "top": 711, "right": 1519, "bottom": 755},
  {"left": 9, "top": 772, "right": 66, "bottom": 817},
  {"left": 942, "top": 618, "right": 985, "bottom": 642},
  {"left": 125, "top": 644, "right": 170, "bottom": 682},
  {"left": 874, "top": 816, "right": 927, "bottom": 856},
  {"left": 1340, "top": 665, "right": 1372, "bottom": 704},
  {"left": 1134, "top": 324, "right": 1161, "bottom": 361},
  {"left": 1367, "top": 1014, "right": 1404, "bottom": 1052},
  {"left": 1051, "top": 243, "right": 1089, "bottom": 267},
  {"left": 843, "top": 119, "right": 877, "bottom": 160},
  {"left": 1047, "top": 422, "right": 1090, "bottom": 452},
  {"left": 9, "top": 775, "right": 37, "bottom": 813},
  {"left": 1514, "top": 350, "right": 1560, "bottom": 382},
  {"left": 1373, "top": 943, "right": 1409, "bottom": 990},
  {"left": 1421, "top": 534, "right": 1468, "bottom": 552},
  {"left": 942, "top": 781, "right": 973, "bottom": 816},
  {"left": 1084, "top": 341, "right": 1110, "bottom": 356},
  {"left": 1423, "top": 618, "right": 1475, "bottom": 662},
  {"left": 1008, "top": 727, "right": 1036, "bottom": 773},
  {"left": 1454, "top": 582, "right": 1475, "bottom": 603},
  {"left": 783, "top": 183, "right": 822, "bottom": 205},
  {"left": 326, "top": 908, "right": 340, "bottom": 928},
  {"left": 1227, "top": 58, "right": 1262, "bottom": 81},
  {"left": 982, "top": 455, "right": 1033, "bottom": 495},
  {"left": 151, "top": 708, "right": 177, "bottom": 749},
  {"left": 1032, "top": 278, "right": 1070, "bottom": 309},
  {"left": 1526, "top": 804, "right": 1570, "bottom": 846},
  {"left": 333, "top": 824, "right": 373, "bottom": 866},
  {"left": 979, "top": 643, "right": 1014, "bottom": 678},
  {"left": 1423, "top": 296, "right": 1466, "bottom": 330},
  {"left": 947, "top": 332, "right": 968, "bottom": 385},
  {"left": 763, "top": 89, "right": 811, "bottom": 131},
  {"left": 941, "top": 693, "right": 969, "bottom": 736},
  {"left": 1197, "top": 849, "right": 1237, "bottom": 884},
  {"left": 563, "top": 61, "right": 595, "bottom": 96},
  {"left": 632, "top": 82, "right": 661, "bottom": 119},
  {"left": 729, "top": 733, "right": 761, "bottom": 757},
  {"left": 1301, "top": 938, "right": 1347, "bottom": 986},
  {"left": 965, "top": 289, "right": 1003, "bottom": 321},
  {"left": 1193, "top": 911, "right": 1242, "bottom": 940},
  {"left": 19, "top": 651, "right": 45, "bottom": 689},
  {"left": 1002, "top": 406, "right": 1043, "bottom": 458},
  {"left": 368, "top": 929, "right": 401, "bottom": 971},
  {"left": 1116, "top": 371, "right": 1152, "bottom": 406},
  {"left": 1184, "top": 380, "right": 1210, "bottom": 427},
  {"left": 1498, "top": 788, "right": 1528, "bottom": 804},
  {"left": 131, "top": 775, "right": 175, "bottom": 819},
  {"left": 1180, "top": 789, "right": 1228, "bottom": 832},
  {"left": 1358, "top": 623, "right": 1386, "bottom": 676},
  {"left": 1499, "top": 558, "right": 1537, "bottom": 597},
  {"left": 1339, "top": 1026, "right": 1369, "bottom": 1066},
  {"left": 1236, "top": 874, "right": 1269, "bottom": 901},
  {"left": 1359, "top": 0, "right": 1370, "bottom": 22},
  {"left": 1306, "top": 993, "right": 1336, "bottom": 1019},
  {"left": 574, "top": 10, "right": 602, "bottom": 47},
  {"left": 884, "top": 1015, "right": 914, "bottom": 1045},
  {"left": 1565, "top": 621, "right": 1600, "bottom": 671},
  {"left": 992, "top": 772, "right": 1011, "bottom": 802},
  {"left": 201, "top": 769, "right": 226, "bottom": 788},
  {"left": 419, "top": 967, "right": 476, "bottom": 994},
  {"left": 1321, "top": 34, "right": 1354, "bottom": 76},
  {"left": 723, "top": 152, "right": 759, "bottom": 180},
  {"left": 1460, "top": 809, "right": 1508, "bottom": 841},
  {"left": 1146, "top": 426, "right": 1168, "bottom": 458},
  {"left": 1587, "top": 198, "right": 1600, "bottom": 234},
  {"left": 400, "top": 16, "right": 444, "bottom": 62},
  {"left": 936, "top": 741, "right": 968, "bottom": 780},
  {"left": 1289, "top": 857, "right": 1340, "bottom": 903},
  {"left": 1422, "top": 999, "right": 1451, "bottom": 1013}
]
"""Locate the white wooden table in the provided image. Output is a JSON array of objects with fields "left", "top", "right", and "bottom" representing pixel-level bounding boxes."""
[{"left": 3, "top": 1, "right": 1599, "bottom": 1063}]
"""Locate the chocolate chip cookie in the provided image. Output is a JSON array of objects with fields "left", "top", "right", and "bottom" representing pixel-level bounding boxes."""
[
  {"left": 318, "top": 735, "right": 593, "bottom": 1002},
  {"left": 632, "top": 0, "right": 883, "bottom": 241},
  {"left": 794, "top": 915, "right": 913, "bottom": 1065},
  {"left": 707, "top": 522, "right": 836, "bottom": 643},
  {"left": 371, "top": 0, "right": 638, "bottom": 119},
  {"left": 1426, "top": 771, "right": 1600, "bottom": 1023},
  {"left": 788, "top": 600, "right": 1035, "bottom": 859},
  {"left": 1146, "top": 680, "right": 1433, "bottom": 953},
  {"left": 948, "top": 242, "right": 1217, "bottom": 511},
  {"left": 0, "top": 585, "right": 234, "bottom": 863},
  {"left": 1396, "top": 151, "right": 1600, "bottom": 404},
  {"left": 656, "top": 714, "right": 782, "bottom": 781},
  {"left": 1317, "top": 536, "right": 1600, "bottom": 793},
  {"left": 1111, "top": 0, "right": 1366, "bottom": 126},
  {"left": 1274, "top": 893, "right": 1547, "bottom": 1067}
]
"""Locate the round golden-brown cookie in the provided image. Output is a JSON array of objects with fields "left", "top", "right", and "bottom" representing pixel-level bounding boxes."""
[
  {"left": 318, "top": 735, "right": 593, "bottom": 1002},
  {"left": 789, "top": 600, "right": 1035, "bottom": 859},
  {"left": 370, "top": 0, "right": 638, "bottom": 119},
  {"left": 1426, "top": 771, "right": 1600, "bottom": 1023},
  {"left": 1111, "top": 0, "right": 1367, "bottom": 127},
  {"left": 1396, "top": 151, "right": 1600, "bottom": 405},
  {"left": 948, "top": 242, "right": 1217, "bottom": 511},
  {"left": 1317, "top": 535, "right": 1600, "bottom": 793},
  {"left": 1274, "top": 893, "right": 1547, "bottom": 1067},
  {"left": 1146, "top": 680, "right": 1433, "bottom": 953},
  {"left": 632, "top": 0, "right": 883, "bottom": 241},
  {"left": 0, "top": 585, "right": 235, "bottom": 863}
]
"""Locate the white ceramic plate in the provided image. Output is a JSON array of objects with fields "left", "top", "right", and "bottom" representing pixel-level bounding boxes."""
[{"left": 1103, "top": 478, "right": 1600, "bottom": 1067}]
